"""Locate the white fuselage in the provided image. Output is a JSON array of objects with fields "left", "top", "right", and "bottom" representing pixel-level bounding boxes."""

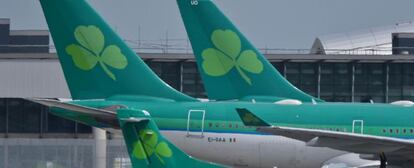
[{"left": 162, "top": 131, "right": 374, "bottom": 168}]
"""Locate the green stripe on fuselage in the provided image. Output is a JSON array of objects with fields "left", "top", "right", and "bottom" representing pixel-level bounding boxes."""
[{"left": 50, "top": 96, "right": 414, "bottom": 139}]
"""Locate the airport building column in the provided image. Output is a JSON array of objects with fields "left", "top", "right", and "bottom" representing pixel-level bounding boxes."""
[
  {"left": 179, "top": 61, "right": 184, "bottom": 92},
  {"left": 351, "top": 62, "right": 356, "bottom": 102},
  {"left": 317, "top": 62, "right": 321, "bottom": 99},
  {"left": 282, "top": 61, "right": 287, "bottom": 78},
  {"left": 3, "top": 140, "right": 8, "bottom": 168},
  {"left": 93, "top": 127, "right": 107, "bottom": 168},
  {"left": 385, "top": 62, "right": 390, "bottom": 103}
]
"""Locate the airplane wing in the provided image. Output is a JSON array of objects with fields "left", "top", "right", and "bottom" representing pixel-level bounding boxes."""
[
  {"left": 258, "top": 127, "right": 411, "bottom": 154},
  {"left": 236, "top": 108, "right": 414, "bottom": 162},
  {"left": 26, "top": 98, "right": 120, "bottom": 129}
]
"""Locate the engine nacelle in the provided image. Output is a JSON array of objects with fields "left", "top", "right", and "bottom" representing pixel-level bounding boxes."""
[
  {"left": 390, "top": 100, "right": 414, "bottom": 107},
  {"left": 274, "top": 99, "right": 303, "bottom": 105}
]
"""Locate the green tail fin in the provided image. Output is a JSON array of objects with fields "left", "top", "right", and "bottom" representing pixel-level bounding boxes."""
[
  {"left": 236, "top": 108, "right": 271, "bottom": 127},
  {"left": 39, "top": 0, "right": 194, "bottom": 101},
  {"left": 177, "top": 0, "right": 321, "bottom": 102},
  {"left": 117, "top": 109, "right": 223, "bottom": 168}
]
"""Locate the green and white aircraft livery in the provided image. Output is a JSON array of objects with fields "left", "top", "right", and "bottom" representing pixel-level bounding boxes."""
[
  {"left": 117, "top": 109, "right": 222, "bottom": 168},
  {"left": 177, "top": 0, "right": 322, "bottom": 103},
  {"left": 32, "top": 0, "right": 414, "bottom": 168}
]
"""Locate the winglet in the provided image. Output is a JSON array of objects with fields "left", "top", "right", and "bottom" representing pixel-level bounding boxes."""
[{"left": 236, "top": 108, "right": 271, "bottom": 127}]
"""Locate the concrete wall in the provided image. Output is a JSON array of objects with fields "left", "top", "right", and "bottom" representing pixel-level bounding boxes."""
[{"left": 0, "top": 59, "right": 70, "bottom": 98}]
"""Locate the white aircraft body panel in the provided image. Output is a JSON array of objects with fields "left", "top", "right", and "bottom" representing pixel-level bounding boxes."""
[{"left": 162, "top": 131, "right": 374, "bottom": 168}]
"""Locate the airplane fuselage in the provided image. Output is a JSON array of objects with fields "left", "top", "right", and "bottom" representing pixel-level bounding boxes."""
[{"left": 52, "top": 97, "right": 414, "bottom": 167}]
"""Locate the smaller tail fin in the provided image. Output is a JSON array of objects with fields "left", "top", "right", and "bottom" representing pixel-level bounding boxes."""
[
  {"left": 117, "top": 109, "right": 223, "bottom": 168},
  {"left": 39, "top": 0, "right": 194, "bottom": 101},
  {"left": 177, "top": 0, "right": 322, "bottom": 102},
  {"left": 236, "top": 108, "right": 271, "bottom": 127}
]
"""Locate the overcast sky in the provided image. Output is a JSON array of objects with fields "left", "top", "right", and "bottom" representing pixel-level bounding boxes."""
[{"left": 1, "top": 0, "right": 414, "bottom": 49}]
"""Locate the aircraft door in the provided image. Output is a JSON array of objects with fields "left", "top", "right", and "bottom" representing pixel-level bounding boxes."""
[
  {"left": 186, "top": 109, "right": 205, "bottom": 138},
  {"left": 352, "top": 120, "right": 364, "bottom": 134}
]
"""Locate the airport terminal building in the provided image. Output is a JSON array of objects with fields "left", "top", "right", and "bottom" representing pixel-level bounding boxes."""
[{"left": 2, "top": 18, "right": 414, "bottom": 167}]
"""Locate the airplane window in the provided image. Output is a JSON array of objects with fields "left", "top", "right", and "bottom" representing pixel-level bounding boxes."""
[
  {"left": 209, "top": 123, "right": 213, "bottom": 128},
  {"left": 403, "top": 129, "right": 407, "bottom": 133},
  {"left": 229, "top": 124, "right": 232, "bottom": 128},
  {"left": 389, "top": 129, "right": 393, "bottom": 133},
  {"left": 382, "top": 129, "right": 386, "bottom": 133},
  {"left": 411, "top": 129, "right": 414, "bottom": 134},
  {"left": 396, "top": 129, "right": 399, "bottom": 134}
]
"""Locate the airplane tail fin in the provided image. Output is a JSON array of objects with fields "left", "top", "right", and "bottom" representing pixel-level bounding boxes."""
[
  {"left": 39, "top": 0, "right": 194, "bottom": 101},
  {"left": 177, "top": 0, "right": 321, "bottom": 102},
  {"left": 117, "top": 109, "right": 223, "bottom": 168},
  {"left": 236, "top": 108, "right": 271, "bottom": 127}
]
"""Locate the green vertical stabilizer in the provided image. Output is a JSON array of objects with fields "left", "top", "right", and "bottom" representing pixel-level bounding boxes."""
[
  {"left": 40, "top": 0, "right": 195, "bottom": 102},
  {"left": 117, "top": 109, "right": 224, "bottom": 168},
  {"left": 177, "top": 0, "right": 322, "bottom": 102}
]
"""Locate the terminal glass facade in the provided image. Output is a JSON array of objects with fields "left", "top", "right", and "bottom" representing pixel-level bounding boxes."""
[
  {"left": 320, "top": 63, "right": 352, "bottom": 102},
  {"left": 0, "top": 61, "right": 414, "bottom": 135},
  {"left": 145, "top": 61, "right": 414, "bottom": 103},
  {"left": 0, "top": 98, "right": 91, "bottom": 136}
]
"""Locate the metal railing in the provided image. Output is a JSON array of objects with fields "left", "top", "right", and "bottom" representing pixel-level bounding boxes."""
[
  {"left": 0, "top": 138, "right": 131, "bottom": 168},
  {"left": 2, "top": 44, "right": 414, "bottom": 56}
]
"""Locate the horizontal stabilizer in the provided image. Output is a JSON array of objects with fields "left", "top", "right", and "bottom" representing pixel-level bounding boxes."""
[
  {"left": 120, "top": 117, "right": 149, "bottom": 124},
  {"left": 26, "top": 98, "right": 119, "bottom": 128}
]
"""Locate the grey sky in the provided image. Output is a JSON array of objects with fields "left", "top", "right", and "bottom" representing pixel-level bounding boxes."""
[{"left": 1, "top": 0, "right": 414, "bottom": 49}]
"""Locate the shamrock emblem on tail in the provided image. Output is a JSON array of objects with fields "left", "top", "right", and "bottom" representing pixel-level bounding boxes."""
[
  {"left": 202, "top": 29, "right": 264, "bottom": 85},
  {"left": 132, "top": 129, "right": 172, "bottom": 164},
  {"left": 66, "top": 25, "right": 128, "bottom": 80}
]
